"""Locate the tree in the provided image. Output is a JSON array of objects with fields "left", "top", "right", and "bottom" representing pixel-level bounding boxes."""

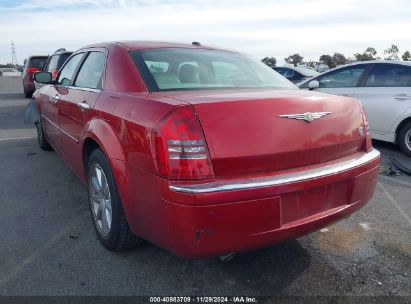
[
  {"left": 354, "top": 47, "right": 378, "bottom": 61},
  {"left": 319, "top": 53, "right": 347, "bottom": 69},
  {"left": 261, "top": 57, "right": 277, "bottom": 68},
  {"left": 402, "top": 51, "right": 411, "bottom": 61},
  {"left": 319, "top": 54, "right": 334, "bottom": 68},
  {"left": 384, "top": 44, "right": 399, "bottom": 60},
  {"left": 284, "top": 54, "right": 304, "bottom": 67},
  {"left": 332, "top": 52, "right": 347, "bottom": 66}
]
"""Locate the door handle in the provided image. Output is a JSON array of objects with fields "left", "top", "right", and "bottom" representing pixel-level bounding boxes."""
[
  {"left": 394, "top": 94, "right": 411, "bottom": 101},
  {"left": 77, "top": 102, "right": 90, "bottom": 110}
]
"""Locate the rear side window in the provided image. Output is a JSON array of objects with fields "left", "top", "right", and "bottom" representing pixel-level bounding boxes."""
[
  {"left": 315, "top": 66, "right": 367, "bottom": 88},
  {"left": 57, "top": 53, "right": 84, "bottom": 86},
  {"left": 27, "top": 57, "right": 47, "bottom": 69},
  {"left": 45, "top": 55, "right": 59, "bottom": 72},
  {"left": 364, "top": 64, "right": 411, "bottom": 87},
  {"left": 74, "top": 52, "right": 106, "bottom": 89}
]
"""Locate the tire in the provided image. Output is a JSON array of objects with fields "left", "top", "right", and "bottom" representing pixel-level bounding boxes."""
[
  {"left": 398, "top": 121, "right": 411, "bottom": 157},
  {"left": 35, "top": 120, "right": 52, "bottom": 151},
  {"left": 24, "top": 88, "right": 32, "bottom": 98},
  {"left": 87, "top": 149, "right": 142, "bottom": 251}
]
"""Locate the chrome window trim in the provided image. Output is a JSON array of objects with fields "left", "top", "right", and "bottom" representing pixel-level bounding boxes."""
[
  {"left": 55, "top": 48, "right": 107, "bottom": 91},
  {"left": 41, "top": 114, "right": 79, "bottom": 144},
  {"left": 169, "top": 149, "right": 380, "bottom": 194},
  {"left": 66, "top": 86, "right": 102, "bottom": 93}
]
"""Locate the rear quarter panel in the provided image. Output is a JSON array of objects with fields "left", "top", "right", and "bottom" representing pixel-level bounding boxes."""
[{"left": 91, "top": 91, "right": 187, "bottom": 174}]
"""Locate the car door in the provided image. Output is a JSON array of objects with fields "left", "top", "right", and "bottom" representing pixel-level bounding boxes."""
[
  {"left": 301, "top": 64, "right": 370, "bottom": 97},
  {"left": 58, "top": 50, "right": 106, "bottom": 176},
  {"left": 42, "top": 53, "right": 84, "bottom": 152},
  {"left": 353, "top": 63, "right": 411, "bottom": 136}
]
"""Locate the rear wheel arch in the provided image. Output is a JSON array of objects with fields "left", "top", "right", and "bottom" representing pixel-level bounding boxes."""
[
  {"left": 82, "top": 137, "right": 101, "bottom": 173},
  {"left": 81, "top": 119, "right": 130, "bottom": 190},
  {"left": 81, "top": 119, "right": 126, "bottom": 177},
  {"left": 81, "top": 121, "right": 141, "bottom": 240}
]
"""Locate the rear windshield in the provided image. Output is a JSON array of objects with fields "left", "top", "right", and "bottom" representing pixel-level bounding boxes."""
[
  {"left": 27, "top": 57, "right": 48, "bottom": 69},
  {"left": 130, "top": 48, "right": 296, "bottom": 91}
]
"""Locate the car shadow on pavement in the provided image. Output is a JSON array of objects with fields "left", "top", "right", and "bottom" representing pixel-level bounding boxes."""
[
  {"left": 214, "top": 240, "right": 310, "bottom": 294},
  {"left": 127, "top": 239, "right": 311, "bottom": 295}
]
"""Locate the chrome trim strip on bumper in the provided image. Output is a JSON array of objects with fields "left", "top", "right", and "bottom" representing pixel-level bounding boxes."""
[{"left": 169, "top": 149, "right": 381, "bottom": 194}]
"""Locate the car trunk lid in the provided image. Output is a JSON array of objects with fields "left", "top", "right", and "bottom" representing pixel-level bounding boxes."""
[{"left": 155, "top": 89, "right": 365, "bottom": 177}]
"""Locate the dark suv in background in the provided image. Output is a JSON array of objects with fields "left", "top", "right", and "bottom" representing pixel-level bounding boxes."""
[
  {"left": 22, "top": 55, "right": 48, "bottom": 98},
  {"left": 34, "top": 49, "right": 73, "bottom": 91},
  {"left": 43, "top": 48, "right": 73, "bottom": 80},
  {"left": 273, "top": 66, "right": 319, "bottom": 84}
]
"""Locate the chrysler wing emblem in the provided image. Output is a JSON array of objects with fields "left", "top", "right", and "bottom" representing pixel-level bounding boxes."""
[{"left": 278, "top": 112, "right": 331, "bottom": 123}]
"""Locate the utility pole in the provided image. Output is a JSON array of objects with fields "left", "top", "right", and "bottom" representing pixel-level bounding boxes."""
[{"left": 11, "top": 40, "right": 18, "bottom": 66}]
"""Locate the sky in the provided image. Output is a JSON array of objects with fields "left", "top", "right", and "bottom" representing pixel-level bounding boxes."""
[{"left": 0, "top": 0, "right": 410, "bottom": 65}]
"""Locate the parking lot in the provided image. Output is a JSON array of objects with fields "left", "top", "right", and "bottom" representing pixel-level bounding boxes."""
[{"left": 0, "top": 76, "right": 410, "bottom": 297}]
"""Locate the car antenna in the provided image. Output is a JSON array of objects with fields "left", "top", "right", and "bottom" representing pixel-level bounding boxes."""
[{"left": 192, "top": 42, "right": 201, "bottom": 46}]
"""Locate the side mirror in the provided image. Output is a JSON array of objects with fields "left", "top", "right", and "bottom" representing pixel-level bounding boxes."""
[
  {"left": 308, "top": 80, "right": 320, "bottom": 90},
  {"left": 34, "top": 71, "right": 52, "bottom": 84}
]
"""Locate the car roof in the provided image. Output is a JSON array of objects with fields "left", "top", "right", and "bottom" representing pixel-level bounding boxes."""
[
  {"left": 353, "top": 59, "right": 411, "bottom": 65},
  {"left": 80, "top": 41, "right": 227, "bottom": 52},
  {"left": 28, "top": 55, "right": 48, "bottom": 59},
  {"left": 52, "top": 49, "right": 73, "bottom": 55}
]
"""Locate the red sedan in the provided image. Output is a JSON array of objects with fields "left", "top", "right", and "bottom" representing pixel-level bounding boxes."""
[{"left": 33, "top": 41, "right": 380, "bottom": 258}]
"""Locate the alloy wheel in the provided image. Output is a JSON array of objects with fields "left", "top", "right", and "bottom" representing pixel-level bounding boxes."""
[
  {"left": 405, "top": 128, "right": 411, "bottom": 152},
  {"left": 89, "top": 164, "right": 112, "bottom": 237}
]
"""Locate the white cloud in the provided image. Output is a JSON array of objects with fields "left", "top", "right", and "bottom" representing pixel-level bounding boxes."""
[{"left": 0, "top": 0, "right": 410, "bottom": 64}]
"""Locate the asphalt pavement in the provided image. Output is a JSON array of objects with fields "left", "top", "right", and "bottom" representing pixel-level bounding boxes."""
[{"left": 0, "top": 76, "right": 410, "bottom": 299}]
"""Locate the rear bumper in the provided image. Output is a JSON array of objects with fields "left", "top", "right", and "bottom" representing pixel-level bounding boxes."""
[
  {"left": 121, "top": 149, "right": 380, "bottom": 258},
  {"left": 170, "top": 149, "right": 380, "bottom": 194}
]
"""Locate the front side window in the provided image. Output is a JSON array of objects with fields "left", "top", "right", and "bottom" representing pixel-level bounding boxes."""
[
  {"left": 315, "top": 66, "right": 367, "bottom": 88},
  {"left": 57, "top": 53, "right": 84, "bottom": 86},
  {"left": 364, "top": 64, "right": 411, "bottom": 87},
  {"left": 130, "top": 48, "right": 295, "bottom": 91},
  {"left": 74, "top": 52, "right": 106, "bottom": 89}
]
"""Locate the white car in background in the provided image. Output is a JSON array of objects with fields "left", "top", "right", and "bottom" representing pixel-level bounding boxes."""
[
  {"left": 298, "top": 60, "right": 411, "bottom": 156},
  {"left": 0, "top": 68, "right": 21, "bottom": 77}
]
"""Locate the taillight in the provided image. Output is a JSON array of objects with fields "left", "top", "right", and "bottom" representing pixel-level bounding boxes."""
[
  {"left": 26, "top": 67, "right": 40, "bottom": 81},
  {"left": 364, "top": 122, "right": 373, "bottom": 152},
  {"left": 358, "top": 101, "right": 373, "bottom": 152},
  {"left": 26, "top": 67, "right": 40, "bottom": 73},
  {"left": 153, "top": 106, "right": 214, "bottom": 180}
]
